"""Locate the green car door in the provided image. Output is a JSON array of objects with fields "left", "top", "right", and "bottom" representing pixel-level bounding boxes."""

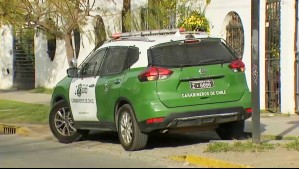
[
  {"left": 69, "top": 48, "right": 107, "bottom": 122},
  {"left": 96, "top": 46, "right": 139, "bottom": 123}
]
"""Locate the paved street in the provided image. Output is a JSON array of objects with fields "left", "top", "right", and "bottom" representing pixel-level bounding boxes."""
[{"left": 0, "top": 135, "right": 164, "bottom": 168}]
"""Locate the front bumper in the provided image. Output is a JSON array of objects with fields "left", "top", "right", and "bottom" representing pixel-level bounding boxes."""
[{"left": 139, "top": 107, "right": 251, "bottom": 133}]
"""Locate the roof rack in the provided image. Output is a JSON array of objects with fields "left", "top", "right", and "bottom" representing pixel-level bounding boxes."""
[{"left": 110, "top": 29, "right": 208, "bottom": 40}]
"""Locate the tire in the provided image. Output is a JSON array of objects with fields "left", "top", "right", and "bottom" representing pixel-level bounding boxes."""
[
  {"left": 117, "top": 104, "right": 148, "bottom": 151},
  {"left": 49, "top": 100, "right": 88, "bottom": 144},
  {"left": 216, "top": 120, "right": 245, "bottom": 140}
]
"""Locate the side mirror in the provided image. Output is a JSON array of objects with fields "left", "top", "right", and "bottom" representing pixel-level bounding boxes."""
[
  {"left": 67, "top": 67, "right": 78, "bottom": 78},
  {"left": 70, "top": 58, "right": 78, "bottom": 68}
]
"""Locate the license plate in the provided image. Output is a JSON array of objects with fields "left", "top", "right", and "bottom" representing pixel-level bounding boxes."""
[{"left": 190, "top": 80, "right": 215, "bottom": 90}]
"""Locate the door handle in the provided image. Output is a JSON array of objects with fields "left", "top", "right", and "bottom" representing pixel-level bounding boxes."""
[
  {"left": 89, "top": 84, "right": 95, "bottom": 88},
  {"left": 104, "top": 84, "right": 109, "bottom": 93},
  {"left": 114, "top": 79, "right": 121, "bottom": 84}
]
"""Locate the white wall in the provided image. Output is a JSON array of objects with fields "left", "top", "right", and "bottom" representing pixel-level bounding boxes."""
[
  {"left": 205, "top": 0, "right": 267, "bottom": 110},
  {"left": 206, "top": 0, "right": 253, "bottom": 88},
  {"left": 35, "top": 0, "right": 145, "bottom": 88},
  {"left": 35, "top": 32, "right": 69, "bottom": 88},
  {"left": 35, "top": 0, "right": 147, "bottom": 88},
  {"left": 259, "top": 0, "right": 267, "bottom": 112},
  {"left": 280, "top": 0, "right": 296, "bottom": 113},
  {"left": 0, "top": 26, "right": 14, "bottom": 89}
]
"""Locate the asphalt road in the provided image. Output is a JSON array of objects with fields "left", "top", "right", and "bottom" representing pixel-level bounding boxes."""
[{"left": 0, "top": 135, "right": 163, "bottom": 168}]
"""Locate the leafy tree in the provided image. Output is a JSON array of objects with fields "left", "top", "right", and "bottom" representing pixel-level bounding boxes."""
[
  {"left": 122, "top": 0, "right": 211, "bottom": 31},
  {"left": 0, "top": 0, "right": 100, "bottom": 66},
  {"left": 0, "top": 0, "right": 26, "bottom": 26}
]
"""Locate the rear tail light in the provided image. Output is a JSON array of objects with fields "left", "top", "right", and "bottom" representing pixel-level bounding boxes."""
[
  {"left": 147, "top": 117, "right": 165, "bottom": 124},
  {"left": 138, "top": 67, "right": 173, "bottom": 82},
  {"left": 246, "top": 108, "right": 253, "bottom": 114},
  {"left": 229, "top": 59, "right": 245, "bottom": 72}
]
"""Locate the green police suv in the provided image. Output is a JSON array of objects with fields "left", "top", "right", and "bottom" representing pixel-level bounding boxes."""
[{"left": 49, "top": 30, "right": 252, "bottom": 151}]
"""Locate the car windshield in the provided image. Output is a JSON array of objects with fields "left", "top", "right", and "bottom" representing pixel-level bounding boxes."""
[{"left": 148, "top": 39, "right": 237, "bottom": 67}]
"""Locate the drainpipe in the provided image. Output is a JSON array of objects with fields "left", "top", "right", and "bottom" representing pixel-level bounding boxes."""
[{"left": 296, "top": 0, "right": 299, "bottom": 114}]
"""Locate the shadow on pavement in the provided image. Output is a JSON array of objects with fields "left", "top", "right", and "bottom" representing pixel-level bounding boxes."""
[{"left": 84, "top": 130, "right": 221, "bottom": 149}]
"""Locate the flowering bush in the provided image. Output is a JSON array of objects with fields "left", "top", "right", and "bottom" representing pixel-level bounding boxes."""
[{"left": 178, "top": 11, "right": 210, "bottom": 32}]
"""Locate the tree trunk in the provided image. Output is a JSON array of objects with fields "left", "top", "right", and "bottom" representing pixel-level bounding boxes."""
[
  {"left": 122, "top": 0, "right": 131, "bottom": 32},
  {"left": 64, "top": 33, "right": 74, "bottom": 67}
]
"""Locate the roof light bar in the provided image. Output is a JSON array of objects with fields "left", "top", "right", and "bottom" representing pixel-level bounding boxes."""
[{"left": 110, "top": 29, "right": 208, "bottom": 39}]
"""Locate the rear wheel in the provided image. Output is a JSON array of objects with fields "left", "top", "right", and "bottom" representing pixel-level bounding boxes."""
[
  {"left": 216, "top": 120, "right": 245, "bottom": 140},
  {"left": 49, "top": 100, "right": 88, "bottom": 143},
  {"left": 117, "top": 104, "right": 148, "bottom": 151}
]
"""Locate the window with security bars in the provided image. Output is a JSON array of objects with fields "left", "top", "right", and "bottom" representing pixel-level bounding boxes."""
[{"left": 225, "top": 12, "right": 244, "bottom": 57}]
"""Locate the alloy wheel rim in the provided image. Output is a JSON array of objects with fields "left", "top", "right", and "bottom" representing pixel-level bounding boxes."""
[
  {"left": 54, "top": 107, "right": 76, "bottom": 136},
  {"left": 120, "top": 111, "right": 133, "bottom": 145}
]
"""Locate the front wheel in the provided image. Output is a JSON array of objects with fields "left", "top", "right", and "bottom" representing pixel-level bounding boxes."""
[
  {"left": 49, "top": 100, "right": 88, "bottom": 143},
  {"left": 117, "top": 104, "right": 148, "bottom": 151}
]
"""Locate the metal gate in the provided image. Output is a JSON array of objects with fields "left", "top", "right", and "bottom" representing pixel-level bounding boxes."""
[
  {"left": 265, "top": 0, "right": 281, "bottom": 112},
  {"left": 13, "top": 28, "right": 35, "bottom": 90},
  {"left": 226, "top": 12, "right": 244, "bottom": 57}
]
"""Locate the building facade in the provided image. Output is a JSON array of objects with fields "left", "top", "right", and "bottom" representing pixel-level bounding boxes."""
[{"left": 0, "top": 0, "right": 297, "bottom": 114}]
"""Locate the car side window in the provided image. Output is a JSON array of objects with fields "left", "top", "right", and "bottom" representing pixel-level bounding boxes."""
[
  {"left": 125, "top": 47, "right": 139, "bottom": 69},
  {"left": 99, "top": 47, "right": 129, "bottom": 75},
  {"left": 80, "top": 48, "right": 107, "bottom": 77}
]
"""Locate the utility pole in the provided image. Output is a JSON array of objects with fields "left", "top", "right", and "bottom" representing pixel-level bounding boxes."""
[{"left": 251, "top": 0, "right": 261, "bottom": 144}]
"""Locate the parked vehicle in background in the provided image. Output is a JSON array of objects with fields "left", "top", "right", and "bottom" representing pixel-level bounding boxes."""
[{"left": 49, "top": 29, "right": 252, "bottom": 151}]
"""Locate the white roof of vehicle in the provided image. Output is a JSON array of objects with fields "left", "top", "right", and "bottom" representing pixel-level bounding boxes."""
[{"left": 99, "top": 32, "right": 215, "bottom": 68}]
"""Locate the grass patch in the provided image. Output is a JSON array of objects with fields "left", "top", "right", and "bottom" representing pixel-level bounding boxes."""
[
  {"left": 205, "top": 141, "right": 276, "bottom": 153},
  {"left": 261, "top": 134, "right": 283, "bottom": 141},
  {"left": 284, "top": 140, "right": 299, "bottom": 151},
  {"left": 0, "top": 99, "right": 49, "bottom": 124},
  {"left": 29, "top": 87, "right": 53, "bottom": 95},
  {"left": 261, "top": 134, "right": 299, "bottom": 141},
  {"left": 283, "top": 136, "right": 299, "bottom": 141}
]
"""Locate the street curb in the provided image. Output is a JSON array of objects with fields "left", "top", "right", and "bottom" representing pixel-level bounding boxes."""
[
  {"left": 169, "top": 155, "right": 253, "bottom": 168},
  {"left": 0, "top": 123, "right": 31, "bottom": 136}
]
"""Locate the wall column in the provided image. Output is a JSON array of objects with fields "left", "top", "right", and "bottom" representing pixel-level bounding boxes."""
[{"left": 280, "top": 0, "right": 296, "bottom": 114}]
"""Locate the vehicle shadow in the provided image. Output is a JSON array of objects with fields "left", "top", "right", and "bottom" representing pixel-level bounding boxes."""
[
  {"left": 84, "top": 131, "right": 120, "bottom": 144},
  {"left": 84, "top": 130, "right": 221, "bottom": 149},
  {"left": 82, "top": 119, "right": 266, "bottom": 149},
  {"left": 146, "top": 131, "right": 221, "bottom": 150}
]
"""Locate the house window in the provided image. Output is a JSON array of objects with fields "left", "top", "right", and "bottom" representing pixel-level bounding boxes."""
[{"left": 225, "top": 12, "right": 244, "bottom": 57}]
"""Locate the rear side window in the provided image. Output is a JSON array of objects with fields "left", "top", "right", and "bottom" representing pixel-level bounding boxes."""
[
  {"left": 148, "top": 39, "right": 237, "bottom": 67},
  {"left": 100, "top": 47, "right": 129, "bottom": 75},
  {"left": 126, "top": 47, "right": 139, "bottom": 69}
]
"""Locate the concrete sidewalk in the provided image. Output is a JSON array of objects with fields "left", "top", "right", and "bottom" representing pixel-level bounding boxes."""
[
  {"left": 246, "top": 114, "right": 299, "bottom": 138},
  {"left": 0, "top": 90, "right": 51, "bottom": 105}
]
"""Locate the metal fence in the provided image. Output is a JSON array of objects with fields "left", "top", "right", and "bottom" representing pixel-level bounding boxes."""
[
  {"left": 226, "top": 12, "right": 245, "bottom": 57},
  {"left": 265, "top": 0, "right": 281, "bottom": 112},
  {"left": 13, "top": 28, "right": 35, "bottom": 90}
]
